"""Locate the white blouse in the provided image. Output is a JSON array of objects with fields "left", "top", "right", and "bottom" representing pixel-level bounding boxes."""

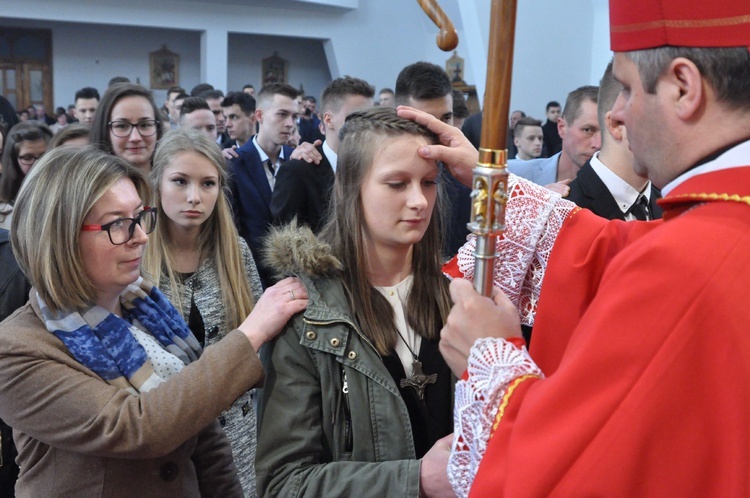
[{"left": 374, "top": 274, "right": 421, "bottom": 376}]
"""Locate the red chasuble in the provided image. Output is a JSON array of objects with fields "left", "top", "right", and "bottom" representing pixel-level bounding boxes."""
[{"left": 468, "top": 166, "right": 750, "bottom": 496}]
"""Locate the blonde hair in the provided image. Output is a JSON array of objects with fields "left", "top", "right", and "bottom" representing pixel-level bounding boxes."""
[
  {"left": 145, "top": 128, "right": 254, "bottom": 330},
  {"left": 11, "top": 146, "right": 151, "bottom": 313}
]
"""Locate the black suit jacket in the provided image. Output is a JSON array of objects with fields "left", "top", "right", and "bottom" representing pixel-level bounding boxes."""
[
  {"left": 462, "top": 112, "right": 518, "bottom": 158},
  {"left": 462, "top": 112, "right": 482, "bottom": 149},
  {"left": 271, "top": 145, "right": 334, "bottom": 234},
  {"left": 542, "top": 120, "right": 562, "bottom": 157},
  {"left": 0, "top": 228, "right": 28, "bottom": 493},
  {"left": 441, "top": 165, "right": 472, "bottom": 259},
  {"left": 568, "top": 160, "right": 663, "bottom": 220},
  {"left": 230, "top": 141, "right": 294, "bottom": 287}
]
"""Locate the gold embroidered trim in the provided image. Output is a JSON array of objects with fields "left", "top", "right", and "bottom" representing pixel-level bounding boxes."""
[
  {"left": 667, "top": 192, "right": 750, "bottom": 207},
  {"left": 490, "top": 373, "right": 541, "bottom": 438},
  {"left": 611, "top": 14, "right": 750, "bottom": 33}
]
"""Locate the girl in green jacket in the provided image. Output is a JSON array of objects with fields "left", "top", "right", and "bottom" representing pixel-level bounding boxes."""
[{"left": 258, "top": 106, "right": 454, "bottom": 497}]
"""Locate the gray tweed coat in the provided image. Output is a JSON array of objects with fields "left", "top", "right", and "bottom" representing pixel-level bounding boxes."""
[{"left": 159, "top": 236, "right": 263, "bottom": 497}]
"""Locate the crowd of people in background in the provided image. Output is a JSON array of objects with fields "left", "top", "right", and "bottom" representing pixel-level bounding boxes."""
[
  {"left": 1, "top": 1, "right": 749, "bottom": 494},
  {"left": 0, "top": 56, "right": 687, "bottom": 498}
]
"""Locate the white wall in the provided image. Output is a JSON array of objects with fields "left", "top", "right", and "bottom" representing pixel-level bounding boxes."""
[
  {"left": 1, "top": 0, "right": 612, "bottom": 121},
  {"left": 456, "top": 0, "right": 611, "bottom": 120},
  {"left": 227, "top": 34, "right": 330, "bottom": 102}
]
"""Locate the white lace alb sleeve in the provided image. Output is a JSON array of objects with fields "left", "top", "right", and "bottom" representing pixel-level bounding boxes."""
[
  {"left": 454, "top": 174, "right": 577, "bottom": 326},
  {"left": 447, "top": 337, "right": 544, "bottom": 498}
]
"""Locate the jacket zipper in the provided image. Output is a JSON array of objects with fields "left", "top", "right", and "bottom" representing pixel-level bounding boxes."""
[
  {"left": 341, "top": 366, "right": 353, "bottom": 452},
  {"left": 303, "top": 316, "right": 368, "bottom": 454}
]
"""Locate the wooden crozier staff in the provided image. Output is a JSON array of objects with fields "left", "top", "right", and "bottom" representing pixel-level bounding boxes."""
[
  {"left": 416, "top": 0, "right": 459, "bottom": 51},
  {"left": 418, "top": 0, "right": 518, "bottom": 297}
]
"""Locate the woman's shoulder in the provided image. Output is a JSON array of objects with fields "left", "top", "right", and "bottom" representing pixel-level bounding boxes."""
[
  {"left": 0, "top": 299, "right": 63, "bottom": 356},
  {"left": 263, "top": 221, "right": 342, "bottom": 282},
  {"left": 237, "top": 234, "right": 251, "bottom": 255},
  {"left": 263, "top": 222, "right": 356, "bottom": 322}
]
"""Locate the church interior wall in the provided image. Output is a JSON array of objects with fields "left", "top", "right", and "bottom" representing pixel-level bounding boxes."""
[{"left": 1, "top": 0, "right": 612, "bottom": 123}]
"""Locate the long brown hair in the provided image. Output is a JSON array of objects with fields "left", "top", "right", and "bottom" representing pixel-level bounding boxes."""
[
  {"left": 319, "top": 107, "right": 451, "bottom": 355},
  {"left": 0, "top": 121, "right": 53, "bottom": 203},
  {"left": 89, "top": 83, "right": 164, "bottom": 167}
]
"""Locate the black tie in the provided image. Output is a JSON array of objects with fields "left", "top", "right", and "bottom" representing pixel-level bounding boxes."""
[
  {"left": 265, "top": 159, "right": 276, "bottom": 177},
  {"left": 628, "top": 195, "right": 650, "bottom": 221}
]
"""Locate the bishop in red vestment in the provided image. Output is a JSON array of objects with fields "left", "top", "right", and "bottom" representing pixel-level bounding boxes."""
[{"left": 403, "top": 1, "right": 750, "bottom": 496}]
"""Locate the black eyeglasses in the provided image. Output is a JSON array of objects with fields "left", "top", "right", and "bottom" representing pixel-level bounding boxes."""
[
  {"left": 108, "top": 119, "right": 159, "bottom": 138},
  {"left": 81, "top": 207, "right": 157, "bottom": 245},
  {"left": 17, "top": 153, "right": 44, "bottom": 166}
]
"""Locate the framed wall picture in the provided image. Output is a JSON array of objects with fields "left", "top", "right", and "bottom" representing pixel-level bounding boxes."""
[
  {"left": 149, "top": 45, "right": 179, "bottom": 89},
  {"left": 262, "top": 52, "right": 287, "bottom": 85},
  {"left": 446, "top": 51, "right": 466, "bottom": 85}
]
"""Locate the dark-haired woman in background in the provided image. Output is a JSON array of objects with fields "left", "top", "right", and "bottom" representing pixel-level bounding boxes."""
[
  {"left": 90, "top": 82, "right": 164, "bottom": 172},
  {"left": 0, "top": 121, "right": 53, "bottom": 229}
]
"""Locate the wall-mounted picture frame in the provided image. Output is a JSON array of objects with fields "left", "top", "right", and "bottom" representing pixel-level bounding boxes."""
[
  {"left": 150, "top": 45, "right": 179, "bottom": 89},
  {"left": 446, "top": 51, "right": 466, "bottom": 85},
  {"left": 262, "top": 52, "right": 287, "bottom": 85}
]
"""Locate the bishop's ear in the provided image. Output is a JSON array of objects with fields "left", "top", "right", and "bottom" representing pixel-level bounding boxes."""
[{"left": 666, "top": 57, "right": 704, "bottom": 121}]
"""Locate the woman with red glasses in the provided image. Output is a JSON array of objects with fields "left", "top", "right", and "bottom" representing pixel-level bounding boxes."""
[
  {"left": 0, "top": 120, "right": 53, "bottom": 229},
  {"left": 0, "top": 146, "right": 307, "bottom": 495}
]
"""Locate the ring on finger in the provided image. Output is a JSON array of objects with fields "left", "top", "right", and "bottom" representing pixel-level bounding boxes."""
[{"left": 289, "top": 289, "right": 296, "bottom": 301}]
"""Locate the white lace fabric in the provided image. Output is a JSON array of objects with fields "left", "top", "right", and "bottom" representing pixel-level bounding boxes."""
[
  {"left": 454, "top": 174, "right": 577, "bottom": 326},
  {"left": 448, "top": 338, "right": 544, "bottom": 497}
]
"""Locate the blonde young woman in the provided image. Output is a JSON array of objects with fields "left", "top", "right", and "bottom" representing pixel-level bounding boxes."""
[
  {"left": 0, "top": 146, "right": 307, "bottom": 495},
  {"left": 257, "top": 107, "right": 454, "bottom": 497},
  {"left": 144, "top": 128, "right": 264, "bottom": 496}
]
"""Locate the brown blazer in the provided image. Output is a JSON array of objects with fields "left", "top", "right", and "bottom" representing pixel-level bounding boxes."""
[{"left": 0, "top": 296, "right": 264, "bottom": 497}]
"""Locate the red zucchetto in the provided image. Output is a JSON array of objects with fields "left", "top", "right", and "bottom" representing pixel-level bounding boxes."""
[{"left": 609, "top": 0, "right": 750, "bottom": 51}]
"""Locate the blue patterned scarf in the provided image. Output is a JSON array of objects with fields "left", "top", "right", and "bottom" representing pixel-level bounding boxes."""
[{"left": 37, "top": 277, "right": 203, "bottom": 394}]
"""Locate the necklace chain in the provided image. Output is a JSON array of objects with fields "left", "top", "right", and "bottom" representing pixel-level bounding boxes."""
[{"left": 394, "top": 327, "right": 419, "bottom": 361}]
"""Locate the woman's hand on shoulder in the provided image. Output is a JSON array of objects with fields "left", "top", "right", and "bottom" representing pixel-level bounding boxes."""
[{"left": 238, "top": 277, "right": 308, "bottom": 352}]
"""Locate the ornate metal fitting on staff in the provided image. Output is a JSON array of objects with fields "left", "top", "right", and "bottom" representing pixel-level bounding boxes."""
[{"left": 468, "top": 147, "right": 509, "bottom": 236}]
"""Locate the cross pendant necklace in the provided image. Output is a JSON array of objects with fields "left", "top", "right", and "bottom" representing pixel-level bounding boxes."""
[
  {"left": 396, "top": 330, "right": 437, "bottom": 400},
  {"left": 400, "top": 358, "right": 437, "bottom": 400}
]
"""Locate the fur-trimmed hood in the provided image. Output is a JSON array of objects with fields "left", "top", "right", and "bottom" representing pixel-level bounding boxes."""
[{"left": 262, "top": 221, "right": 343, "bottom": 281}]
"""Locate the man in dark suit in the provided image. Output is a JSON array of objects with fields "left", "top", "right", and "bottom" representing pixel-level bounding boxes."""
[
  {"left": 461, "top": 109, "right": 525, "bottom": 159},
  {"left": 202, "top": 89, "right": 230, "bottom": 147},
  {"left": 542, "top": 100, "right": 562, "bottom": 157},
  {"left": 230, "top": 83, "right": 299, "bottom": 287},
  {"left": 271, "top": 76, "right": 374, "bottom": 234},
  {"left": 297, "top": 95, "right": 325, "bottom": 145},
  {"left": 568, "top": 61, "right": 662, "bottom": 221},
  {"left": 395, "top": 61, "right": 472, "bottom": 258},
  {"left": 221, "top": 91, "right": 256, "bottom": 149}
]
